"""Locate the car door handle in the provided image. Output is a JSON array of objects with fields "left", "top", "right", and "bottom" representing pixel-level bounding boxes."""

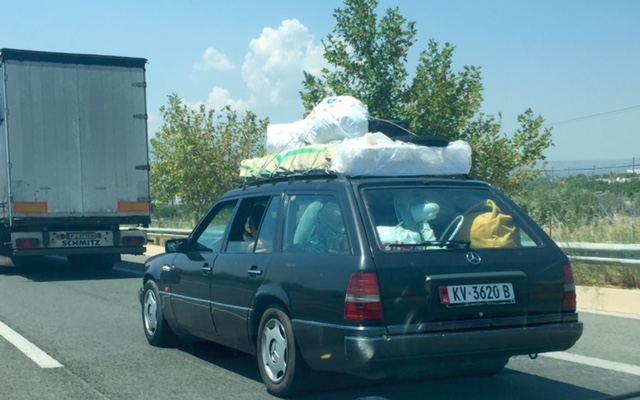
[
  {"left": 161, "top": 264, "right": 174, "bottom": 272},
  {"left": 201, "top": 263, "right": 213, "bottom": 274},
  {"left": 247, "top": 266, "right": 263, "bottom": 277}
]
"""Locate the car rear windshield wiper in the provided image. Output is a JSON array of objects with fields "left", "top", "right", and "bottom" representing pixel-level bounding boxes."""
[
  {"left": 437, "top": 240, "right": 471, "bottom": 249},
  {"left": 386, "top": 240, "right": 470, "bottom": 250}
]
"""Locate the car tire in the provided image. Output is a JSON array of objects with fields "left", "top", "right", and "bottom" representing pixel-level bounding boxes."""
[
  {"left": 257, "top": 305, "right": 307, "bottom": 397},
  {"left": 470, "top": 357, "right": 509, "bottom": 376},
  {"left": 142, "top": 280, "right": 177, "bottom": 347},
  {"left": 483, "top": 357, "right": 509, "bottom": 375}
]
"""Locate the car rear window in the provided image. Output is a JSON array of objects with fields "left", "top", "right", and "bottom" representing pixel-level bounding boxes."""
[{"left": 363, "top": 187, "right": 540, "bottom": 251}]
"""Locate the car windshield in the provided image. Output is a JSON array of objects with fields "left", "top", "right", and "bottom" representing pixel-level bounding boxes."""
[{"left": 363, "top": 187, "right": 540, "bottom": 251}]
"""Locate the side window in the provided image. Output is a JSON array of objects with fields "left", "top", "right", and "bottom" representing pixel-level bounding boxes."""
[
  {"left": 225, "top": 196, "right": 277, "bottom": 254},
  {"left": 253, "top": 196, "right": 280, "bottom": 253},
  {"left": 283, "top": 194, "right": 350, "bottom": 255},
  {"left": 193, "top": 200, "right": 237, "bottom": 252}
]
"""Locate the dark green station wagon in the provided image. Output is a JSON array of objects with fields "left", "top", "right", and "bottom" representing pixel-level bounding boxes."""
[{"left": 140, "top": 172, "right": 583, "bottom": 397}]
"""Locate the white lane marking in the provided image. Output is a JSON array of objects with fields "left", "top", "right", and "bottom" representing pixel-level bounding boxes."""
[
  {"left": 0, "top": 320, "right": 63, "bottom": 368},
  {"left": 542, "top": 352, "right": 640, "bottom": 377},
  {"left": 578, "top": 308, "right": 640, "bottom": 321}
]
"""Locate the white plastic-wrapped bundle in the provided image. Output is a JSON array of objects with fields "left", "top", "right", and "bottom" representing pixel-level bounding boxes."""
[
  {"left": 301, "top": 96, "right": 370, "bottom": 144},
  {"left": 265, "top": 96, "right": 370, "bottom": 154},
  {"left": 265, "top": 120, "right": 307, "bottom": 154},
  {"left": 330, "top": 133, "right": 472, "bottom": 176}
]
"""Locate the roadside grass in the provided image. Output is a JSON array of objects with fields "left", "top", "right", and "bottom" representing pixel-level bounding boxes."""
[
  {"left": 544, "top": 215, "right": 640, "bottom": 289},
  {"left": 545, "top": 215, "right": 640, "bottom": 244},
  {"left": 570, "top": 264, "right": 639, "bottom": 289}
]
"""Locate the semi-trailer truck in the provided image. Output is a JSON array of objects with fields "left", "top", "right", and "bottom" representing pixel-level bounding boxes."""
[{"left": 0, "top": 48, "right": 150, "bottom": 270}]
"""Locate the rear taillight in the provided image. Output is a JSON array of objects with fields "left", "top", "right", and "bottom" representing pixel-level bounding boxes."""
[
  {"left": 563, "top": 263, "right": 577, "bottom": 311},
  {"left": 16, "top": 238, "right": 41, "bottom": 248},
  {"left": 344, "top": 272, "right": 384, "bottom": 321},
  {"left": 122, "top": 236, "right": 146, "bottom": 246}
]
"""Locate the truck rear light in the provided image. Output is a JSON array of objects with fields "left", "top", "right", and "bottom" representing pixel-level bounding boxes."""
[
  {"left": 563, "top": 263, "right": 577, "bottom": 311},
  {"left": 122, "top": 236, "right": 146, "bottom": 246},
  {"left": 118, "top": 201, "right": 149, "bottom": 213},
  {"left": 16, "top": 238, "right": 41, "bottom": 248},
  {"left": 344, "top": 272, "right": 384, "bottom": 321},
  {"left": 14, "top": 201, "right": 48, "bottom": 214}
]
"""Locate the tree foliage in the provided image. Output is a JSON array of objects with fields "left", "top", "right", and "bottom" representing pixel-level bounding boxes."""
[
  {"left": 150, "top": 94, "right": 267, "bottom": 220},
  {"left": 301, "top": 0, "right": 552, "bottom": 193}
]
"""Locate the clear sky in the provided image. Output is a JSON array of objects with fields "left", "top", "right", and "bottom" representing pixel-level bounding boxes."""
[{"left": 2, "top": 0, "right": 639, "bottom": 162}]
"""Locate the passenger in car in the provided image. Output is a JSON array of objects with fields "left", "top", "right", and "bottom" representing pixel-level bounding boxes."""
[
  {"left": 245, "top": 205, "right": 267, "bottom": 253},
  {"left": 316, "top": 202, "right": 349, "bottom": 253},
  {"left": 293, "top": 202, "right": 348, "bottom": 254}
]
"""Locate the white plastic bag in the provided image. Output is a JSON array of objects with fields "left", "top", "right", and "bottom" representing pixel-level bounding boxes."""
[
  {"left": 265, "top": 96, "right": 370, "bottom": 154},
  {"left": 376, "top": 226, "right": 422, "bottom": 251},
  {"left": 301, "top": 96, "right": 370, "bottom": 144},
  {"left": 265, "top": 121, "right": 307, "bottom": 154}
]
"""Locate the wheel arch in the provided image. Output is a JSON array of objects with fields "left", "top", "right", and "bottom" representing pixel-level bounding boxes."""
[
  {"left": 141, "top": 269, "right": 180, "bottom": 335},
  {"left": 249, "top": 285, "right": 291, "bottom": 351}
]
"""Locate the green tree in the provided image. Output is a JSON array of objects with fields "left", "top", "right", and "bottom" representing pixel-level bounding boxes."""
[
  {"left": 150, "top": 94, "right": 268, "bottom": 222},
  {"left": 301, "top": 0, "right": 552, "bottom": 193}
]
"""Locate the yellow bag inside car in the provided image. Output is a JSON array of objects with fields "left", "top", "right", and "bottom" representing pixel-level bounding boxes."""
[{"left": 456, "top": 200, "right": 520, "bottom": 248}]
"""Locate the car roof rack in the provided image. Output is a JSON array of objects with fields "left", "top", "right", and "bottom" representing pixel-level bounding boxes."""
[
  {"left": 233, "top": 171, "right": 475, "bottom": 189},
  {"left": 233, "top": 171, "right": 343, "bottom": 188}
]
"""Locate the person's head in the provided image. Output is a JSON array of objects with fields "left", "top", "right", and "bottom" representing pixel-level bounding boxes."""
[{"left": 247, "top": 205, "right": 266, "bottom": 237}]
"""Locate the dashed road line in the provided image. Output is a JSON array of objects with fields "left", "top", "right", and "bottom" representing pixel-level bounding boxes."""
[{"left": 0, "top": 319, "right": 63, "bottom": 368}]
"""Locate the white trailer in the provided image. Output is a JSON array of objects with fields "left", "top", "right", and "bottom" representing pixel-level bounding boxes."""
[{"left": 0, "top": 48, "right": 150, "bottom": 269}]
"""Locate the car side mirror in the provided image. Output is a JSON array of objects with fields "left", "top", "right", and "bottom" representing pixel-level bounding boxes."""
[{"left": 165, "top": 239, "right": 187, "bottom": 253}]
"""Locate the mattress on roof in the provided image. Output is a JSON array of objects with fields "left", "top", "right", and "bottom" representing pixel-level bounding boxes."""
[{"left": 239, "top": 133, "right": 472, "bottom": 178}]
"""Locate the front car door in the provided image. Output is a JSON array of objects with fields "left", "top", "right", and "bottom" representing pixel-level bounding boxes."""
[
  {"left": 209, "top": 195, "right": 281, "bottom": 352},
  {"left": 169, "top": 200, "right": 237, "bottom": 340}
]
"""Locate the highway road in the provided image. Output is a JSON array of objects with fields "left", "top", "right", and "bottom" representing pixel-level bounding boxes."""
[{"left": 0, "top": 255, "right": 639, "bottom": 400}]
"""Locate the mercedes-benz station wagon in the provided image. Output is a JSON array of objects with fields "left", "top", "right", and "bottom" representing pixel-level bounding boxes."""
[{"left": 140, "top": 173, "right": 583, "bottom": 397}]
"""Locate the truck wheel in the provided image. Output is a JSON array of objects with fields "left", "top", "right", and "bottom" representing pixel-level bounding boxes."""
[
  {"left": 257, "top": 305, "right": 307, "bottom": 397},
  {"left": 142, "top": 280, "right": 177, "bottom": 347},
  {"left": 10, "top": 256, "right": 41, "bottom": 270},
  {"left": 94, "top": 254, "right": 120, "bottom": 271}
]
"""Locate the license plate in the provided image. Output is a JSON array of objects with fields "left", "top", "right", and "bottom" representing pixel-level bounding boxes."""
[
  {"left": 48, "top": 231, "right": 112, "bottom": 248},
  {"left": 439, "top": 283, "right": 515, "bottom": 306},
  {"left": 67, "top": 232, "right": 98, "bottom": 240}
]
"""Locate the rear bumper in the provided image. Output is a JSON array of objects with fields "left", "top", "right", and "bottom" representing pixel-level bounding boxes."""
[
  {"left": 293, "top": 317, "right": 583, "bottom": 379},
  {"left": 13, "top": 246, "right": 146, "bottom": 257}
]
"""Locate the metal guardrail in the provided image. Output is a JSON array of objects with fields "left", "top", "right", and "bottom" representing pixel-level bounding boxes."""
[
  {"left": 557, "top": 242, "right": 640, "bottom": 268},
  {"left": 143, "top": 228, "right": 640, "bottom": 269},
  {"left": 144, "top": 227, "right": 191, "bottom": 240}
]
